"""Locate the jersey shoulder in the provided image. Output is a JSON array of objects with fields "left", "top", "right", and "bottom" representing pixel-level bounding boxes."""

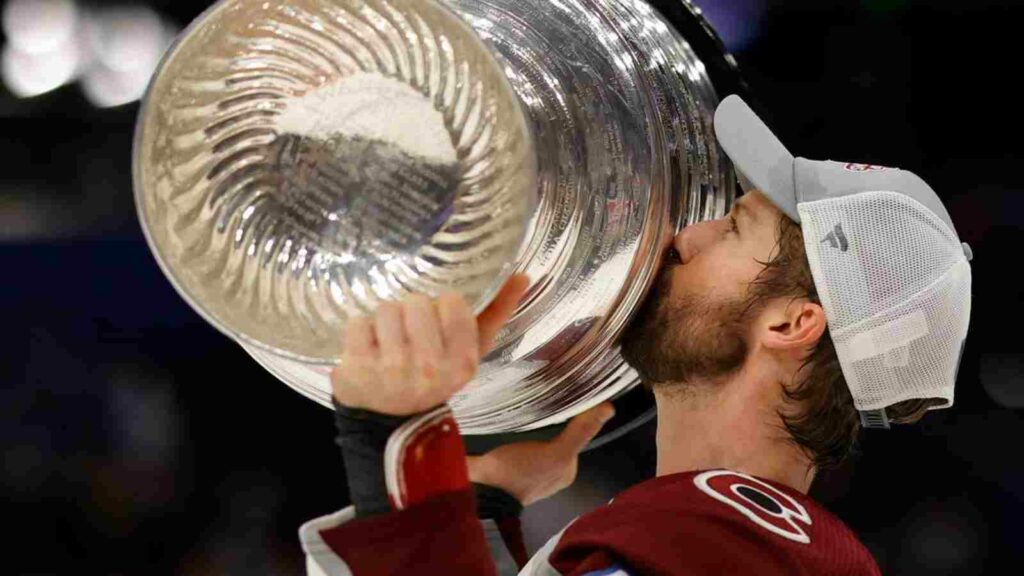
[{"left": 547, "top": 469, "right": 881, "bottom": 576}]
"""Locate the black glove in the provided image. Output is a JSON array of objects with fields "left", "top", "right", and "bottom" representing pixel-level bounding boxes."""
[{"left": 331, "top": 397, "right": 522, "bottom": 519}]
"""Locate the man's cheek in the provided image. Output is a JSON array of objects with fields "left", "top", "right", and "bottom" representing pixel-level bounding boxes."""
[
  {"left": 670, "top": 266, "right": 703, "bottom": 298},
  {"left": 683, "top": 279, "right": 734, "bottom": 311}
]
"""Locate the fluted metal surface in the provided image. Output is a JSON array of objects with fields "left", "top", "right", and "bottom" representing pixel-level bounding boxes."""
[
  {"left": 135, "top": 0, "right": 537, "bottom": 362},
  {"left": 135, "top": 0, "right": 737, "bottom": 433}
]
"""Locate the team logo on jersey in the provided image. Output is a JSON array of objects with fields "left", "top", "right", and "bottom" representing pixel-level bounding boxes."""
[
  {"left": 694, "top": 470, "right": 813, "bottom": 544},
  {"left": 843, "top": 163, "right": 891, "bottom": 172}
]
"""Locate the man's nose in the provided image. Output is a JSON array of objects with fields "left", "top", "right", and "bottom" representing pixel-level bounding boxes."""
[{"left": 674, "top": 218, "right": 722, "bottom": 264}]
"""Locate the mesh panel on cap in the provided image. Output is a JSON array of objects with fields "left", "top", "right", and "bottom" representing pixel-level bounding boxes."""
[{"left": 798, "top": 191, "right": 972, "bottom": 411}]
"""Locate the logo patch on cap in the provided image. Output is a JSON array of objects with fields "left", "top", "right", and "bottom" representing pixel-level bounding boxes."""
[
  {"left": 821, "top": 223, "right": 849, "bottom": 252},
  {"left": 694, "top": 470, "right": 813, "bottom": 544},
  {"left": 843, "top": 163, "right": 891, "bottom": 172}
]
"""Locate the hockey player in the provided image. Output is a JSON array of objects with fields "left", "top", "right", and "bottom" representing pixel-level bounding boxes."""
[{"left": 299, "top": 95, "right": 974, "bottom": 575}]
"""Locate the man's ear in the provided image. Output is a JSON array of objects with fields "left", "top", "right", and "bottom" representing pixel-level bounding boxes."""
[{"left": 760, "top": 299, "right": 827, "bottom": 353}]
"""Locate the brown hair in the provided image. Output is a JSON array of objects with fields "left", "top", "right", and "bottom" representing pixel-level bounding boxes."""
[{"left": 741, "top": 212, "right": 943, "bottom": 471}]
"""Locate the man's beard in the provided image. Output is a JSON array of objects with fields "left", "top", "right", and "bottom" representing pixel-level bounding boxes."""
[{"left": 620, "top": 259, "right": 752, "bottom": 391}]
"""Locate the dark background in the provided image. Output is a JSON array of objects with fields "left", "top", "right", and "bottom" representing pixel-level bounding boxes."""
[{"left": 3, "top": 0, "right": 1021, "bottom": 574}]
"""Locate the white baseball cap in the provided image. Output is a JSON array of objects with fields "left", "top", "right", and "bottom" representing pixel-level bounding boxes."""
[{"left": 714, "top": 95, "right": 973, "bottom": 429}]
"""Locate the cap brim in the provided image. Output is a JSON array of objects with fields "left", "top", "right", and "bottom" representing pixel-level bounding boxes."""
[{"left": 714, "top": 95, "right": 800, "bottom": 222}]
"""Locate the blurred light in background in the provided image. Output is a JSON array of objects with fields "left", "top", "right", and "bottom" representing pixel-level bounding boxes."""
[
  {"left": 0, "top": 189, "right": 73, "bottom": 241},
  {"left": 1, "top": 0, "right": 82, "bottom": 97},
  {"left": 2, "top": 0, "right": 77, "bottom": 54},
  {"left": 107, "top": 363, "right": 182, "bottom": 471},
  {"left": 692, "top": 0, "right": 767, "bottom": 53},
  {"left": 1, "top": 0, "right": 177, "bottom": 106},
  {"left": 179, "top": 470, "right": 296, "bottom": 576},
  {"left": 81, "top": 6, "right": 174, "bottom": 108},
  {"left": 1, "top": 37, "right": 80, "bottom": 97},
  {"left": 900, "top": 496, "right": 987, "bottom": 575},
  {"left": 981, "top": 353, "right": 1024, "bottom": 409}
]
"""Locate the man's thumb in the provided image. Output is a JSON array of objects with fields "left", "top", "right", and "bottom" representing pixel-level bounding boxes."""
[{"left": 554, "top": 402, "right": 615, "bottom": 455}]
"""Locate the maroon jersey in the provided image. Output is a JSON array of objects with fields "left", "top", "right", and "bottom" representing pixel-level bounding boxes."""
[
  {"left": 301, "top": 467, "right": 881, "bottom": 575},
  {"left": 534, "top": 469, "right": 882, "bottom": 575},
  {"left": 302, "top": 405, "right": 880, "bottom": 575}
]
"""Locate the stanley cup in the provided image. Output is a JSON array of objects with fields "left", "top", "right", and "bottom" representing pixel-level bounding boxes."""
[{"left": 133, "top": 0, "right": 742, "bottom": 434}]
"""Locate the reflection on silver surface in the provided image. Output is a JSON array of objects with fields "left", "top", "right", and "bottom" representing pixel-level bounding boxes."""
[
  {"left": 135, "top": 0, "right": 536, "bottom": 362},
  {"left": 136, "top": 0, "right": 737, "bottom": 434}
]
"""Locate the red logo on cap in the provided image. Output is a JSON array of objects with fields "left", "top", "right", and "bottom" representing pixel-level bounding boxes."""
[{"left": 844, "top": 163, "right": 890, "bottom": 172}]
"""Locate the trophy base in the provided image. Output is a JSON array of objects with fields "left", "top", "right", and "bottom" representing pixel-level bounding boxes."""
[{"left": 463, "top": 381, "right": 656, "bottom": 456}]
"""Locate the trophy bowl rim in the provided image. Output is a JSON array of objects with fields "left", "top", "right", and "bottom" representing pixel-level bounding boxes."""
[{"left": 132, "top": 0, "right": 540, "bottom": 365}]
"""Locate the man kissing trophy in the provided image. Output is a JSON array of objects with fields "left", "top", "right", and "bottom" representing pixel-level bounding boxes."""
[{"left": 134, "top": 0, "right": 973, "bottom": 574}]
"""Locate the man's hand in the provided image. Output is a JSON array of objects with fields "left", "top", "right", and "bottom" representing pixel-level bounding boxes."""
[
  {"left": 330, "top": 274, "right": 531, "bottom": 416},
  {"left": 467, "top": 402, "right": 615, "bottom": 506}
]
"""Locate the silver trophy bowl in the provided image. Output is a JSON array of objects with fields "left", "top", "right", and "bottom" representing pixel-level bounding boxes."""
[{"left": 133, "top": 0, "right": 744, "bottom": 437}]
